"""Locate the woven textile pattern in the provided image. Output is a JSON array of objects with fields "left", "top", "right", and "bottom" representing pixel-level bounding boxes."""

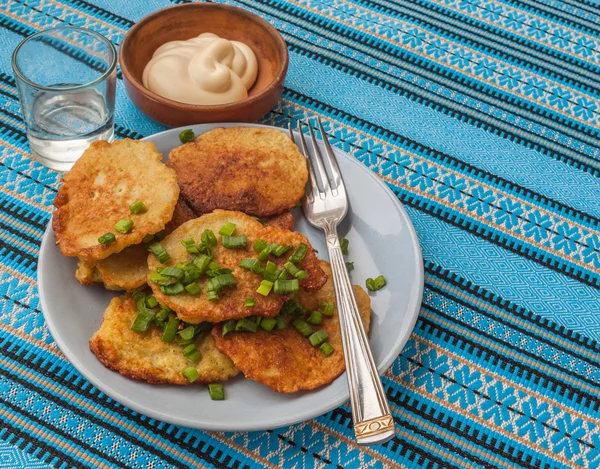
[{"left": 1, "top": 0, "right": 600, "bottom": 467}]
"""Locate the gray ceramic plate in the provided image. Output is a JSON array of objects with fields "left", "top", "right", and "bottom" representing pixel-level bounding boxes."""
[{"left": 38, "top": 123, "right": 423, "bottom": 431}]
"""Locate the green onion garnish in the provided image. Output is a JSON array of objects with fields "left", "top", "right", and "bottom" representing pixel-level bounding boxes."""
[
  {"left": 182, "top": 366, "right": 199, "bottom": 383},
  {"left": 222, "top": 320, "right": 237, "bottom": 337},
  {"left": 222, "top": 235, "right": 247, "bottom": 249},
  {"left": 208, "top": 261, "right": 220, "bottom": 270},
  {"left": 256, "top": 279, "right": 273, "bottom": 296},
  {"left": 296, "top": 270, "right": 308, "bottom": 280},
  {"left": 161, "top": 282, "right": 184, "bottom": 295},
  {"left": 178, "top": 326, "right": 195, "bottom": 342},
  {"left": 265, "top": 261, "right": 277, "bottom": 273},
  {"left": 142, "top": 234, "right": 155, "bottom": 244},
  {"left": 160, "top": 266, "right": 185, "bottom": 279},
  {"left": 206, "top": 273, "right": 237, "bottom": 292},
  {"left": 207, "top": 291, "right": 219, "bottom": 301},
  {"left": 345, "top": 261, "right": 354, "bottom": 272},
  {"left": 155, "top": 230, "right": 166, "bottom": 240},
  {"left": 252, "top": 315, "right": 262, "bottom": 326},
  {"left": 98, "top": 233, "right": 115, "bottom": 245},
  {"left": 179, "top": 129, "right": 195, "bottom": 143},
  {"left": 272, "top": 244, "right": 292, "bottom": 257},
  {"left": 129, "top": 201, "right": 147, "bottom": 214},
  {"left": 149, "top": 272, "right": 175, "bottom": 286},
  {"left": 253, "top": 239, "right": 269, "bottom": 252},
  {"left": 132, "top": 291, "right": 145, "bottom": 303},
  {"left": 284, "top": 261, "right": 301, "bottom": 277},
  {"left": 366, "top": 275, "right": 386, "bottom": 291},
  {"left": 131, "top": 309, "right": 155, "bottom": 333},
  {"left": 162, "top": 317, "right": 179, "bottom": 342},
  {"left": 275, "top": 315, "right": 286, "bottom": 330},
  {"left": 280, "top": 299, "right": 307, "bottom": 317},
  {"left": 235, "top": 318, "right": 258, "bottom": 332},
  {"left": 183, "top": 344, "right": 202, "bottom": 363},
  {"left": 291, "top": 319, "right": 312, "bottom": 337},
  {"left": 181, "top": 238, "right": 199, "bottom": 254},
  {"left": 245, "top": 297, "right": 255, "bottom": 307},
  {"left": 114, "top": 219, "right": 133, "bottom": 234},
  {"left": 309, "top": 330, "right": 329, "bottom": 346},
  {"left": 145, "top": 295, "right": 158, "bottom": 308},
  {"left": 219, "top": 222, "right": 236, "bottom": 236},
  {"left": 321, "top": 302, "right": 335, "bottom": 317},
  {"left": 181, "top": 264, "right": 202, "bottom": 284},
  {"left": 289, "top": 243, "right": 308, "bottom": 264},
  {"left": 273, "top": 279, "right": 299, "bottom": 295},
  {"left": 320, "top": 342, "right": 334, "bottom": 356},
  {"left": 201, "top": 229, "right": 217, "bottom": 247},
  {"left": 239, "top": 258, "right": 263, "bottom": 273},
  {"left": 148, "top": 242, "right": 170, "bottom": 263},
  {"left": 340, "top": 237, "right": 349, "bottom": 254},
  {"left": 260, "top": 317, "right": 277, "bottom": 332},
  {"left": 206, "top": 268, "right": 233, "bottom": 278},
  {"left": 307, "top": 310, "right": 322, "bottom": 325},
  {"left": 185, "top": 282, "right": 201, "bottom": 295},
  {"left": 154, "top": 306, "right": 170, "bottom": 325},
  {"left": 258, "top": 246, "right": 271, "bottom": 261},
  {"left": 192, "top": 254, "right": 211, "bottom": 273},
  {"left": 208, "top": 383, "right": 224, "bottom": 400}
]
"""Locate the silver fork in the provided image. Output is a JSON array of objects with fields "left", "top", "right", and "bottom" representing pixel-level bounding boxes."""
[{"left": 289, "top": 118, "right": 395, "bottom": 446}]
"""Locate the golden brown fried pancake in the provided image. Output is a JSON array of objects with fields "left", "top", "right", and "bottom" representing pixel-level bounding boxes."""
[
  {"left": 168, "top": 127, "right": 307, "bottom": 218},
  {"left": 147, "top": 210, "right": 327, "bottom": 324},
  {"left": 263, "top": 210, "right": 294, "bottom": 230},
  {"left": 75, "top": 198, "right": 198, "bottom": 291},
  {"left": 90, "top": 295, "right": 238, "bottom": 385},
  {"left": 53, "top": 139, "right": 179, "bottom": 261},
  {"left": 212, "top": 261, "right": 370, "bottom": 393}
]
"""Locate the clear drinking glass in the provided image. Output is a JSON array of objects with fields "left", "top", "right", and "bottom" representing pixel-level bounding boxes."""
[{"left": 12, "top": 27, "right": 117, "bottom": 171}]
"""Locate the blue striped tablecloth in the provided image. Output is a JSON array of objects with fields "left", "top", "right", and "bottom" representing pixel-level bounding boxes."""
[{"left": 1, "top": 0, "right": 600, "bottom": 467}]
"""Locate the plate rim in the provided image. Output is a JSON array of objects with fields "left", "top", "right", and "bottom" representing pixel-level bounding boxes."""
[{"left": 38, "top": 122, "right": 424, "bottom": 431}]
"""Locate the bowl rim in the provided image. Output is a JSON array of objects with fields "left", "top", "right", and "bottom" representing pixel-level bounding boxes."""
[{"left": 119, "top": 3, "right": 289, "bottom": 111}]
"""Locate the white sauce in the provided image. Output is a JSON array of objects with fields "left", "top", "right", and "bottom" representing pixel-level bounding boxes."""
[{"left": 142, "top": 33, "right": 258, "bottom": 106}]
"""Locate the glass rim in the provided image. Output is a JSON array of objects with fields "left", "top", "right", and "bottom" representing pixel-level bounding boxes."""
[{"left": 11, "top": 26, "right": 117, "bottom": 92}]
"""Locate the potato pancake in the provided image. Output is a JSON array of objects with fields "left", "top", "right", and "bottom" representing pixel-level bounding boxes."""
[
  {"left": 147, "top": 210, "right": 327, "bottom": 324},
  {"left": 263, "top": 210, "right": 294, "bottom": 231},
  {"left": 212, "top": 261, "right": 370, "bottom": 393},
  {"left": 53, "top": 139, "right": 179, "bottom": 261},
  {"left": 75, "top": 198, "right": 197, "bottom": 291},
  {"left": 168, "top": 127, "right": 307, "bottom": 217},
  {"left": 90, "top": 295, "right": 238, "bottom": 385}
]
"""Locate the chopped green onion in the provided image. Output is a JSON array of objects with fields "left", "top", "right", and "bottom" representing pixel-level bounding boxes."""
[
  {"left": 340, "top": 238, "right": 349, "bottom": 255},
  {"left": 206, "top": 268, "right": 233, "bottom": 278},
  {"left": 132, "top": 291, "right": 145, "bottom": 303},
  {"left": 291, "top": 319, "right": 312, "bottom": 337},
  {"left": 284, "top": 261, "right": 301, "bottom": 277},
  {"left": 235, "top": 318, "right": 258, "bottom": 332},
  {"left": 142, "top": 234, "right": 155, "bottom": 244},
  {"left": 253, "top": 239, "right": 269, "bottom": 252},
  {"left": 149, "top": 272, "right": 175, "bottom": 286},
  {"left": 192, "top": 254, "right": 211, "bottom": 273},
  {"left": 245, "top": 297, "right": 255, "bottom": 307},
  {"left": 155, "top": 230, "right": 166, "bottom": 241},
  {"left": 206, "top": 273, "right": 237, "bottom": 292},
  {"left": 208, "top": 383, "right": 224, "bottom": 400},
  {"left": 273, "top": 279, "right": 299, "bottom": 295},
  {"left": 278, "top": 269, "right": 289, "bottom": 280},
  {"left": 260, "top": 317, "right": 277, "bottom": 332},
  {"left": 114, "top": 219, "right": 133, "bottom": 234},
  {"left": 296, "top": 270, "right": 308, "bottom": 280},
  {"left": 320, "top": 342, "right": 334, "bottom": 356},
  {"left": 148, "top": 242, "right": 170, "bottom": 263},
  {"left": 162, "top": 317, "right": 179, "bottom": 342},
  {"left": 131, "top": 309, "right": 155, "bottom": 333},
  {"left": 321, "top": 302, "right": 335, "bottom": 317},
  {"left": 307, "top": 310, "right": 322, "bottom": 325},
  {"left": 207, "top": 291, "right": 219, "bottom": 301},
  {"left": 219, "top": 222, "right": 236, "bottom": 236},
  {"left": 181, "top": 238, "right": 199, "bottom": 254},
  {"left": 208, "top": 261, "right": 220, "bottom": 270},
  {"left": 222, "top": 320, "right": 237, "bottom": 337},
  {"left": 289, "top": 243, "right": 308, "bottom": 264},
  {"left": 154, "top": 307, "right": 170, "bottom": 324},
  {"left": 178, "top": 326, "right": 195, "bottom": 342},
  {"left": 181, "top": 264, "right": 202, "bottom": 284},
  {"left": 239, "top": 258, "right": 264, "bottom": 273},
  {"left": 160, "top": 266, "right": 185, "bottom": 279},
  {"left": 265, "top": 261, "right": 277, "bottom": 273},
  {"left": 366, "top": 275, "right": 386, "bottom": 291},
  {"left": 272, "top": 244, "right": 292, "bottom": 257},
  {"left": 201, "top": 229, "right": 217, "bottom": 247},
  {"left": 275, "top": 315, "right": 286, "bottom": 330},
  {"left": 145, "top": 295, "right": 158, "bottom": 308},
  {"left": 183, "top": 344, "right": 202, "bottom": 363},
  {"left": 182, "top": 366, "right": 199, "bottom": 383},
  {"left": 160, "top": 282, "right": 184, "bottom": 295},
  {"left": 179, "top": 129, "right": 195, "bottom": 143},
  {"left": 309, "top": 330, "right": 329, "bottom": 346},
  {"left": 129, "top": 201, "right": 147, "bottom": 214},
  {"left": 98, "top": 233, "right": 115, "bottom": 245},
  {"left": 345, "top": 261, "right": 354, "bottom": 272},
  {"left": 252, "top": 315, "right": 262, "bottom": 326},
  {"left": 280, "top": 299, "right": 307, "bottom": 317},
  {"left": 256, "top": 280, "right": 273, "bottom": 296},
  {"left": 185, "top": 282, "right": 201, "bottom": 295},
  {"left": 222, "top": 235, "right": 247, "bottom": 249},
  {"left": 258, "top": 246, "right": 272, "bottom": 261}
]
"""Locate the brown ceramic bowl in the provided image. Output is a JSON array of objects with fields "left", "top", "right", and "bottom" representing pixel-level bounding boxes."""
[{"left": 120, "top": 4, "right": 289, "bottom": 127}]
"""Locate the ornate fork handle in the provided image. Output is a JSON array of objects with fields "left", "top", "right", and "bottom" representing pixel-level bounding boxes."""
[{"left": 324, "top": 222, "right": 395, "bottom": 445}]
